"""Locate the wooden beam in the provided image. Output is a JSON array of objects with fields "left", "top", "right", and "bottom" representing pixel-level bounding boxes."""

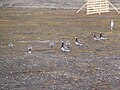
[
  {"left": 89, "top": 4, "right": 101, "bottom": 15},
  {"left": 108, "top": 1, "right": 120, "bottom": 14},
  {"left": 76, "top": 3, "right": 87, "bottom": 14}
]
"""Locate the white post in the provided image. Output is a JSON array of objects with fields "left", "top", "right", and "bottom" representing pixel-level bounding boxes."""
[{"left": 111, "top": 19, "right": 114, "bottom": 30}]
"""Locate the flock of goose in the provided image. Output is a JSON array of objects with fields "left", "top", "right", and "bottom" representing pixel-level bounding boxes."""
[
  {"left": 60, "top": 32, "right": 108, "bottom": 52},
  {"left": 93, "top": 32, "right": 108, "bottom": 40},
  {"left": 60, "top": 36, "right": 84, "bottom": 52},
  {"left": 8, "top": 32, "right": 108, "bottom": 53}
]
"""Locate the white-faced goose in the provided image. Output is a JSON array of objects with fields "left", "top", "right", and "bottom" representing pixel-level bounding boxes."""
[
  {"left": 99, "top": 32, "right": 108, "bottom": 40},
  {"left": 61, "top": 41, "right": 70, "bottom": 52},
  {"left": 75, "top": 37, "right": 83, "bottom": 46},
  {"left": 28, "top": 45, "right": 32, "bottom": 54},
  {"left": 8, "top": 42, "right": 13, "bottom": 48},
  {"left": 93, "top": 33, "right": 101, "bottom": 41}
]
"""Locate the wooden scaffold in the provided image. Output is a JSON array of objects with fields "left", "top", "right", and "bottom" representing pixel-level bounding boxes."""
[{"left": 76, "top": 0, "right": 120, "bottom": 15}]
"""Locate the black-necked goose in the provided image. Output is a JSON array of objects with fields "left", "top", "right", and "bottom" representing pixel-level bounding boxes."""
[
  {"left": 8, "top": 42, "right": 13, "bottom": 48},
  {"left": 75, "top": 37, "right": 83, "bottom": 46},
  {"left": 61, "top": 41, "right": 70, "bottom": 52},
  {"left": 28, "top": 45, "right": 32, "bottom": 54},
  {"left": 99, "top": 32, "right": 108, "bottom": 40},
  {"left": 93, "top": 33, "right": 101, "bottom": 41}
]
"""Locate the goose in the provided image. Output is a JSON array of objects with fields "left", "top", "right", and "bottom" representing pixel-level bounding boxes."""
[
  {"left": 49, "top": 40, "right": 55, "bottom": 48},
  {"left": 8, "top": 42, "right": 13, "bottom": 48},
  {"left": 61, "top": 41, "right": 70, "bottom": 52},
  {"left": 65, "top": 41, "right": 70, "bottom": 49},
  {"left": 28, "top": 45, "right": 32, "bottom": 54},
  {"left": 75, "top": 37, "right": 83, "bottom": 46},
  {"left": 99, "top": 32, "right": 108, "bottom": 40},
  {"left": 93, "top": 33, "right": 101, "bottom": 41}
]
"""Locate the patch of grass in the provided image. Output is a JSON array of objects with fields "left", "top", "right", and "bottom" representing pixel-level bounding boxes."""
[
  {"left": 46, "top": 22, "right": 62, "bottom": 27},
  {"left": 0, "top": 8, "right": 120, "bottom": 56},
  {"left": 0, "top": 32, "right": 2, "bottom": 37}
]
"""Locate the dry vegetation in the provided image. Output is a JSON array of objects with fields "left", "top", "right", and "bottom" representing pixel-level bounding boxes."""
[{"left": 0, "top": 8, "right": 120, "bottom": 90}]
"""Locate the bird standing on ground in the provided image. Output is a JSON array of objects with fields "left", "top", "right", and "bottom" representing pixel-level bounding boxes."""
[
  {"left": 99, "top": 32, "right": 108, "bottom": 40},
  {"left": 75, "top": 37, "right": 83, "bottom": 46},
  {"left": 8, "top": 42, "right": 14, "bottom": 48},
  {"left": 28, "top": 45, "right": 32, "bottom": 54},
  {"left": 93, "top": 33, "right": 101, "bottom": 41},
  {"left": 61, "top": 41, "right": 70, "bottom": 52},
  {"left": 49, "top": 40, "right": 55, "bottom": 48}
]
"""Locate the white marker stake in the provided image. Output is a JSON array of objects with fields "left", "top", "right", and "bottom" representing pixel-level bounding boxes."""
[{"left": 111, "top": 20, "right": 114, "bottom": 30}]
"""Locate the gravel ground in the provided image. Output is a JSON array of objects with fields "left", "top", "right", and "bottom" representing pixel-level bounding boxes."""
[{"left": 0, "top": 44, "right": 120, "bottom": 90}]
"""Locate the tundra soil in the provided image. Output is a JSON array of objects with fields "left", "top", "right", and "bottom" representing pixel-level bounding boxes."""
[{"left": 0, "top": 8, "right": 120, "bottom": 90}]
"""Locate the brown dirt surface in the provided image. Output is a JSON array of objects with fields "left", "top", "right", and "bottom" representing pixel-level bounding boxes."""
[{"left": 0, "top": 8, "right": 120, "bottom": 90}]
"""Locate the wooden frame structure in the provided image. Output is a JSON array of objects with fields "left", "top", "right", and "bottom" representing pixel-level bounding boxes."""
[{"left": 76, "top": 0, "right": 120, "bottom": 15}]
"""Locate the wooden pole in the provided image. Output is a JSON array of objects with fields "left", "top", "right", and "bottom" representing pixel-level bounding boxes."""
[
  {"left": 91, "top": 5, "right": 101, "bottom": 15},
  {"left": 108, "top": 1, "right": 120, "bottom": 14},
  {"left": 76, "top": 3, "right": 87, "bottom": 14}
]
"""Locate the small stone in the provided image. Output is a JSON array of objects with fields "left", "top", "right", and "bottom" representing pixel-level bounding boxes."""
[
  {"left": 10, "top": 72, "right": 13, "bottom": 74},
  {"left": 23, "top": 64, "right": 26, "bottom": 66},
  {"left": 22, "top": 82, "right": 26, "bottom": 84},
  {"left": 118, "top": 67, "right": 120, "bottom": 70},
  {"left": 1, "top": 86, "right": 4, "bottom": 89},
  {"left": 6, "top": 76, "right": 8, "bottom": 79}
]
